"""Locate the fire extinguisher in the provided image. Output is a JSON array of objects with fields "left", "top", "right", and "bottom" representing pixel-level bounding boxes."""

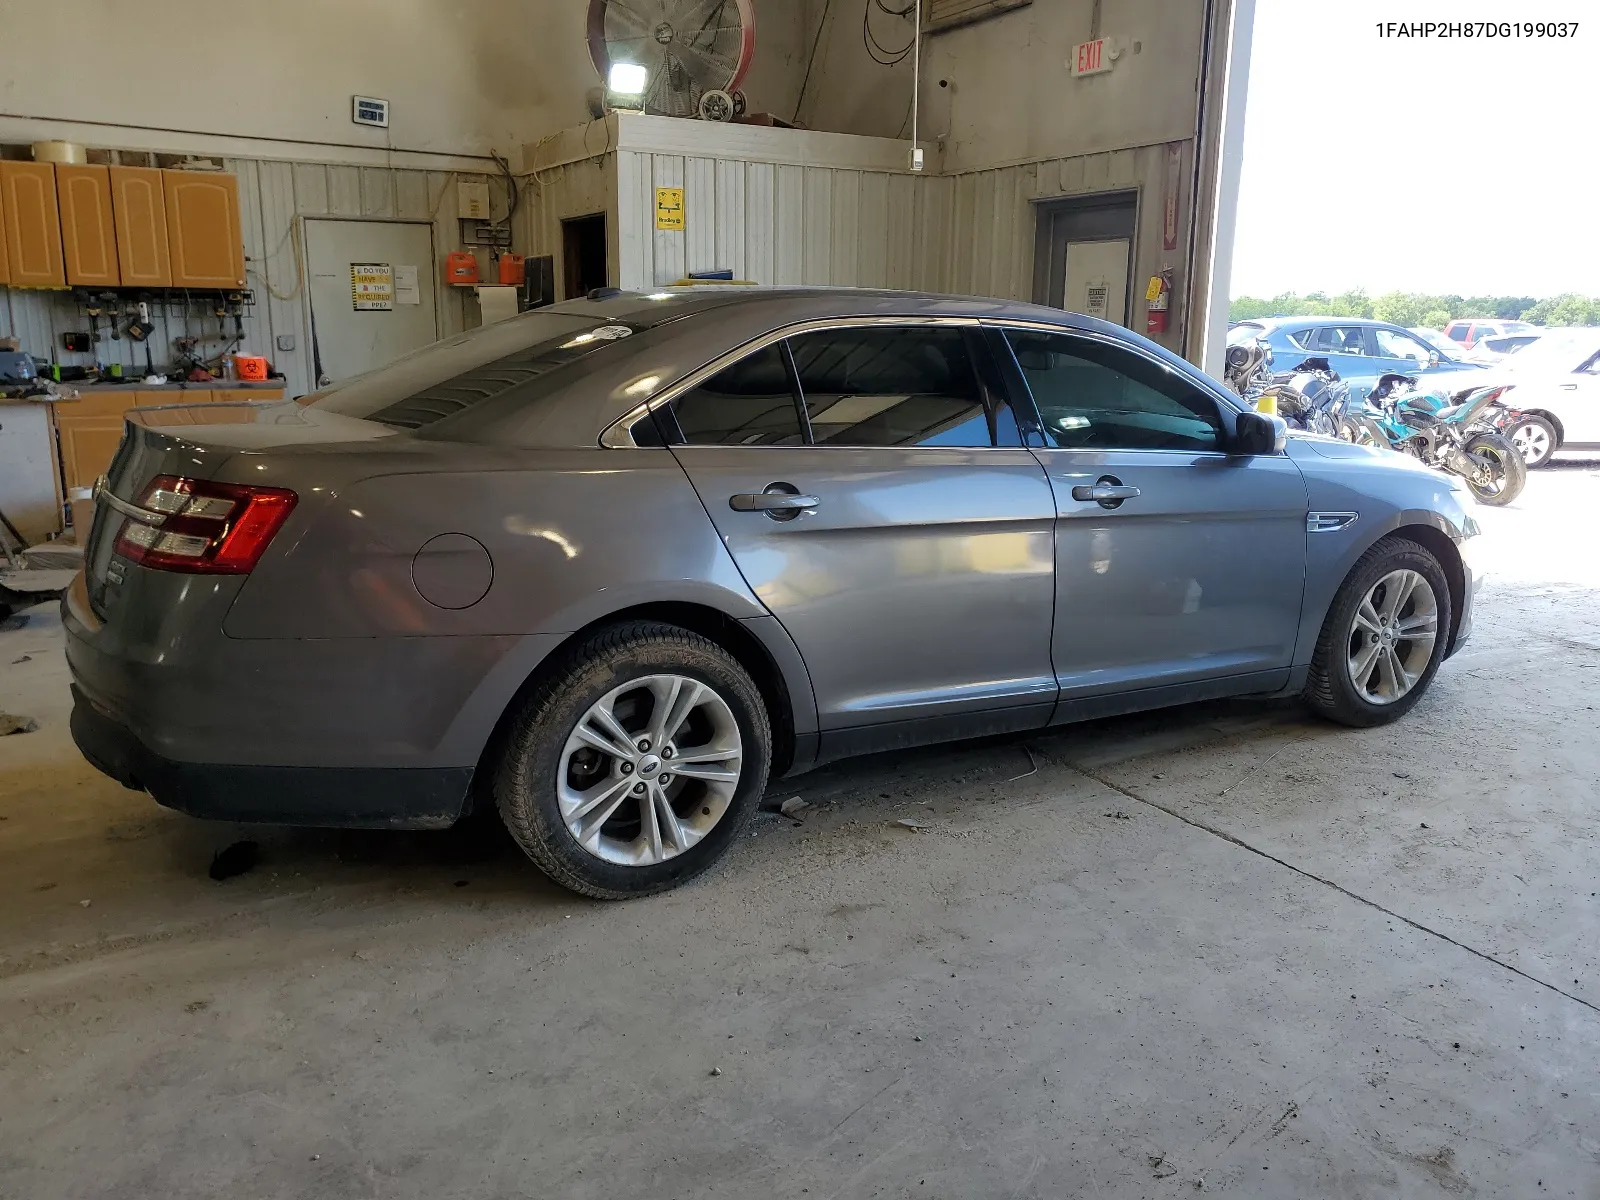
[{"left": 1146, "top": 269, "right": 1173, "bottom": 336}]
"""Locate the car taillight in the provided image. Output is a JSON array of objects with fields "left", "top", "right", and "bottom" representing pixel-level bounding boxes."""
[{"left": 112, "top": 475, "right": 297, "bottom": 574}]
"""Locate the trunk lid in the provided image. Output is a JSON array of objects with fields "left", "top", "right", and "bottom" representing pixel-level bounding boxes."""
[{"left": 83, "top": 401, "right": 396, "bottom": 617}]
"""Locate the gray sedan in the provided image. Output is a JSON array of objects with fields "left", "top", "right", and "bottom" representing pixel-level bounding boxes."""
[{"left": 65, "top": 289, "right": 1479, "bottom": 898}]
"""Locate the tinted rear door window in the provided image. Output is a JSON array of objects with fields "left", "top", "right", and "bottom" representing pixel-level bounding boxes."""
[
  {"left": 786, "top": 326, "right": 996, "bottom": 447},
  {"left": 665, "top": 344, "right": 805, "bottom": 445}
]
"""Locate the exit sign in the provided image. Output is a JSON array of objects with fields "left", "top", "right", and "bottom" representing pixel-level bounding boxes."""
[{"left": 1073, "top": 38, "right": 1113, "bottom": 77}]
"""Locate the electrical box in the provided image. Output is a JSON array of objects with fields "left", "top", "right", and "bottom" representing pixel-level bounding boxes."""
[
  {"left": 457, "top": 181, "right": 492, "bottom": 220},
  {"left": 352, "top": 96, "right": 390, "bottom": 128}
]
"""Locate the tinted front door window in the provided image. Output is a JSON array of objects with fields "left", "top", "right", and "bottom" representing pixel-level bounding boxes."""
[{"left": 1005, "top": 330, "right": 1223, "bottom": 452}]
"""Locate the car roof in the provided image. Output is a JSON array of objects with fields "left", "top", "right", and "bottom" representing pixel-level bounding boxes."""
[
  {"left": 538, "top": 285, "right": 1091, "bottom": 328},
  {"left": 1249, "top": 317, "right": 1398, "bottom": 330}
]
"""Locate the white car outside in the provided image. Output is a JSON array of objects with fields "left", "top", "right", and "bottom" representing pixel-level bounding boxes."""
[{"left": 1491, "top": 330, "right": 1600, "bottom": 467}]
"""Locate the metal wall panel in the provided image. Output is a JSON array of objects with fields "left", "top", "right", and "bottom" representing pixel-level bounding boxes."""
[
  {"left": 651, "top": 155, "right": 686, "bottom": 286},
  {"left": 743, "top": 161, "right": 774, "bottom": 286},
  {"left": 714, "top": 159, "right": 747, "bottom": 282},
  {"left": 774, "top": 165, "right": 805, "bottom": 284},
  {"left": 683, "top": 156, "right": 717, "bottom": 277}
]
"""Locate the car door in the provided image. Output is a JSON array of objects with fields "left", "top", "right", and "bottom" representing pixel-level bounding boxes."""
[
  {"left": 1557, "top": 345, "right": 1600, "bottom": 444},
  {"left": 993, "top": 324, "right": 1309, "bottom": 704},
  {"left": 659, "top": 320, "right": 1059, "bottom": 738}
]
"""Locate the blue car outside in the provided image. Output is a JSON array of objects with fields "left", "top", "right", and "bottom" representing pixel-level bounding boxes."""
[{"left": 1231, "top": 317, "right": 1488, "bottom": 390}]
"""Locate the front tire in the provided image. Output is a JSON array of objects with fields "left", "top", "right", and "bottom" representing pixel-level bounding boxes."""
[
  {"left": 1304, "top": 536, "right": 1453, "bottom": 728},
  {"left": 1461, "top": 431, "right": 1526, "bottom": 505},
  {"left": 1506, "top": 415, "right": 1556, "bottom": 469},
  {"left": 494, "top": 621, "right": 772, "bottom": 899}
]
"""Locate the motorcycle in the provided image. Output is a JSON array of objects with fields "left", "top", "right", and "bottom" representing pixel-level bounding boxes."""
[
  {"left": 1342, "top": 374, "right": 1526, "bottom": 506},
  {"left": 1223, "top": 342, "right": 1353, "bottom": 437}
]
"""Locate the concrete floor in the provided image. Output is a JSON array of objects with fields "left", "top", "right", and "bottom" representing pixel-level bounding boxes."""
[{"left": 2, "top": 459, "right": 1598, "bottom": 1199}]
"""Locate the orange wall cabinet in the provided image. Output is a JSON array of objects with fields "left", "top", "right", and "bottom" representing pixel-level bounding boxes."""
[
  {"left": 57, "top": 164, "right": 121, "bottom": 287},
  {"left": 163, "top": 170, "right": 245, "bottom": 288},
  {"left": 0, "top": 185, "right": 10, "bottom": 285},
  {"left": 110, "top": 166, "right": 172, "bottom": 288},
  {"left": 0, "top": 161, "right": 66, "bottom": 288}
]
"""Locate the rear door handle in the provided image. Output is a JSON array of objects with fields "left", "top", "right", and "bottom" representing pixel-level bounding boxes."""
[
  {"left": 1070, "top": 478, "right": 1141, "bottom": 508},
  {"left": 729, "top": 492, "right": 820, "bottom": 513}
]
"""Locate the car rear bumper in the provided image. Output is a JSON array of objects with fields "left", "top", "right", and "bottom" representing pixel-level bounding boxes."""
[{"left": 70, "top": 685, "right": 472, "bottom": 828}]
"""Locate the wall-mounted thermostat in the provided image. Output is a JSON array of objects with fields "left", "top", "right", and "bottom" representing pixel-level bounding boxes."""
[{"left": 353, "top": 96, "right": 390, "bottom": 128}]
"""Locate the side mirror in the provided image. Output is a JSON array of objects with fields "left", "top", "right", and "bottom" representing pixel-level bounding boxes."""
[{"left": 1231, "top": 410, "right": 1287, "bottom": 456}]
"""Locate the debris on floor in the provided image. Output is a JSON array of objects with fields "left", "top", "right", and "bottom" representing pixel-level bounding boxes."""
[
  {"left": 779, "top": 795, "right": 810, "bottom": 822},
  {"left": 1104, "top": 810, "right": 1133, "bottom": 821},
  {"left": 895, "top": 818, "right": 928, "bottom": 831},
  {"left": 208, "top": 841, "right": 261, "bottom": 881},
  {"left": 0, "top": 711, "right": 38, "bottom": 736}
]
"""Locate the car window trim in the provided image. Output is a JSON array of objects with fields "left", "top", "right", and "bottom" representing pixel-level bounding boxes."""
[
  {"left": 601, "top": 315, "right": 987, "bottom": 449},
  {"left": 982, "top": 319, "right": 1241, "bottom": 457}
]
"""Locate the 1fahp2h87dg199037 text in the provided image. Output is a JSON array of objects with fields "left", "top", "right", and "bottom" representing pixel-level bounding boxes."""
[{"left": 1377, "top": 21, "right": 1579, "bottom": 38}]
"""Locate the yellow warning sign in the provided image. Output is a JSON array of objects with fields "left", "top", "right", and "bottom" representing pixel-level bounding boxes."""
[
  {"left": 352, "top": 263, "right": 394, "bottom": 311},
  {"left": 655, "top": 187, "right": 685, "bottom": 231},
  {"left": 1145, "top": 275, "right": 1164, "bottom": 303}
]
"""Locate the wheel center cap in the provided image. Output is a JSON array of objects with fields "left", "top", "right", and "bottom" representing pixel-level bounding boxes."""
[{"left": 637, "top": 754, "right": 662, "bottom": 778}]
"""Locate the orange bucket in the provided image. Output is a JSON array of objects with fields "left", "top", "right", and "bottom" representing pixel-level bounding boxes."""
[{"left": 233, "top": 354, "right": 269, "bottom": 381}]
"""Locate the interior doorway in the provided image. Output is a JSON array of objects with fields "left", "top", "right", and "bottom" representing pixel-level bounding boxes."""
[
  {"left": 561, "top": 214, "right": 609, "bottom": 299},
  {"left": 305, "top": 218, "right": 438, "bottom": 386},
  {"left": 1032, "top": 192, "right": 1138, "bottom": 326}
]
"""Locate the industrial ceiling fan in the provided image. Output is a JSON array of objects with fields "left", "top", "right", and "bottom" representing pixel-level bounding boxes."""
[{"left": 587, "top": 0, "right": 756, "bottom": 121}]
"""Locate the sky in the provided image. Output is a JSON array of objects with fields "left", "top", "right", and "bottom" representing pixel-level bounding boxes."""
[{"left": 1230, "top": 0, "right": 1597, "bottom": 298}]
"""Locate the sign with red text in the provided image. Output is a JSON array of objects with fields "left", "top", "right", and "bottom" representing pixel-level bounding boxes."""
[{"left": 1073, "top": 38, "right": 1113, "bottom": 77}]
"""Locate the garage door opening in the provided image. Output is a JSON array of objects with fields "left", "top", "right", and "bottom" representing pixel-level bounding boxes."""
[{"left": 562, "top": 214, "right": 609, "bottom": 299}]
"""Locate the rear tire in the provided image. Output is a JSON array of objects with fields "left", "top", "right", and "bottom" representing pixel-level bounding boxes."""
[
  {"left": 494, "top": 621, "right": 771, "bottom": 899},
  {"left": 1304, "top": 536, "right": 1453, "bottom": 728},
  {"left": 1506, "top": 414, "right": 1556, "bottom": 469},
  {"left": 1461, "top": 431, "right": 1526, "bottom": 505}
]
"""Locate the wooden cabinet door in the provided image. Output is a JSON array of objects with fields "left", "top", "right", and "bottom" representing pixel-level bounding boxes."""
[
  {"left": 0, "top": 161, "right": 66, "bottom": 288},
  {"left": 56, "top": 414, "right": 128, "bottom": 490},
  {"left": 163, "top": 170, "right": 245, "bottom": 288},
  {"left": 57, "top": 164, "right": 121, "bottom": 287},
  {"left": 109, "top": 166, "right": 171, "bottom": 288},
  {"left": 0, "top": 183, "right": 9, "bottom": 285}
]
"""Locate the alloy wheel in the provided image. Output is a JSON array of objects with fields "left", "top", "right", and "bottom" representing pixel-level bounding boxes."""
[
  {"left": 557, "top": 674, "right": 743, "bottom": 867},
  {"left": 1346, "top": 569, "right": 1438, "bottom": 705},
  {"left": 1509, "top": 422, "right": 1551, "bottom": 466}
]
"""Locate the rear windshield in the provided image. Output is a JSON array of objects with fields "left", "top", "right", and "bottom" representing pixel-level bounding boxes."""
[{"left": 305, "top": 312, "right": 637, "bottom": 429}]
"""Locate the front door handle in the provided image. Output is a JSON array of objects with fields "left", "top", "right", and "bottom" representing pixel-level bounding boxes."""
[
  {"left": 1070, "top": 477, "right": 1141, "bottom": 508},
  {"left": 729, "top": 486, "right": 820, "bottom": 516}
]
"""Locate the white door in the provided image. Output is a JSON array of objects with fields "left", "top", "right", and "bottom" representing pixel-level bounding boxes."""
[
  {"left": 306, "top": 219, "right": 439, "bottom": 385},
  {"left": 1064, "top": 238, "right": 1131, "bottom": 328}
]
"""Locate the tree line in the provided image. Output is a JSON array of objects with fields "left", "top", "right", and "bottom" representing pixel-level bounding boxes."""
[{"left": 1229, "top": 291, "right": 1600, "bottom": 328}]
